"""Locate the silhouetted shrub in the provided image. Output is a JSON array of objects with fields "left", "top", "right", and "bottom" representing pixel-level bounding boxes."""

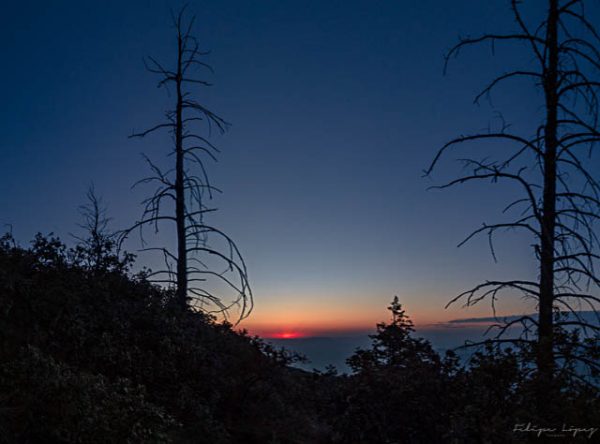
[{"left": 0, "top": 234, "right": 597, "bottom": 443}]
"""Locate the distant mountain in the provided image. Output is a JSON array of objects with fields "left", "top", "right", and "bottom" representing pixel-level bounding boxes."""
[{"left": 268, "top": 311, "right": 599, "bottom": 373}]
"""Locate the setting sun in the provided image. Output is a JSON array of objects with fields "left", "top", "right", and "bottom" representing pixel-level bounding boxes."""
[{"left": 271, "top": 332, "right": 303, "bottom": 339}]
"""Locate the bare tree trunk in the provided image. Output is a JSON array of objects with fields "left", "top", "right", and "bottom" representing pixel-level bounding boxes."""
[
  {"left": 175, "top": 31, "right": 187, "bottom": 309},
  {"left": 538, "top": 0, "right": 558, "bottom": 389},
  {"left": 125, "top": 7, "right": 253, "bottom": 320},
  {"left": 429, "top": 0, "right": 600, "bottom": 405}
]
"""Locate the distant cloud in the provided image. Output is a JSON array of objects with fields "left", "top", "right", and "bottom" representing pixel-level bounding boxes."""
[
  {"left": 446, "top": 314, "right": 530, "bottom": 325},
  {"left": 444, "top": 311, "right": 598, "bottom": 327}
]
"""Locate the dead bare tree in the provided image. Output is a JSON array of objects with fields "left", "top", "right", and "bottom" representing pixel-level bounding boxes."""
[
  {"left": 72, "top": 186, "right": 134, "bottom": 274},
  {"left": 121, "top": 8, "right": 252, "bottom": 321},
  {"left": 426, "top": 0, "right": 600, "bottom": 397},
  {"left": 71, "top": 187, "right": 117, "bottom": 270}
]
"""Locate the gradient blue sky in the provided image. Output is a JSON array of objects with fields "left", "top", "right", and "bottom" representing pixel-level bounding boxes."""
[{"left": 3, "top": 1, "right": 598, "bottom": 335}]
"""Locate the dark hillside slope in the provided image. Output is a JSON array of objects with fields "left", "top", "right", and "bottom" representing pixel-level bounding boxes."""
[{"left": 0, "top": 234, "right": 328, "bottom": 443}]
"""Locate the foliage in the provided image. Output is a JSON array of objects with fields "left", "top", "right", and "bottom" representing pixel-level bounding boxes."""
[
  {"left": 335, "top": 297, "right": 459, "bottom": 443},
  {"left": 0, "top": 233, "right": 597, "bottom": 443},
  {"left": 0, "top": 233, "right": 321, "bottom": 443},
  {"left": 0, "top": 346, "right": 174, "bottom": 443}
]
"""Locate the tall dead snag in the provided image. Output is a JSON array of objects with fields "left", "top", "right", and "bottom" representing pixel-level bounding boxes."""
[
  {"left": 123, "top": 8, "right": 252, "bottom": 321},
  {"left": 426, "top": 0, "right": 600, "bottom": 396}
]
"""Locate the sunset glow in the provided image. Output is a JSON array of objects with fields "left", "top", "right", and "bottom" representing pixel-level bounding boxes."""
[
  {"left": 238, "top": 291, "right": 520, "bottom": 339},
  {"left": 270, "top": 331, "right": 303, "bottom": 339}
]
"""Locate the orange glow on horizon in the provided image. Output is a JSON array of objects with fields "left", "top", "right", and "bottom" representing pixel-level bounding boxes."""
[
  {"left": 237, "top": 292, "right": 521, "bottom": 338},
  {"left": 270, "top": 331, "right": 303, "bottom": 339},
  {"left": 240, "top": 306, "right": 458, "bottom": 338}
]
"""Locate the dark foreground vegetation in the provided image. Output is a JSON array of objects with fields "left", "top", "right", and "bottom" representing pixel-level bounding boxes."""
[{"left": 0, "top": 233, "right": 598, "bottom": 443}]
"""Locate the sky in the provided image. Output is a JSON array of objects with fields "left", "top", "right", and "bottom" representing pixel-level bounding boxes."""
[{"left": 3, "top": 1, "right": 599, "bottom": 339}]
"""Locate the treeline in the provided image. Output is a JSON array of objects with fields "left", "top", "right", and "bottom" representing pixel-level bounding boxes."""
[{"left": 0, "top": 233, "right": 597, "bottom": 443}]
